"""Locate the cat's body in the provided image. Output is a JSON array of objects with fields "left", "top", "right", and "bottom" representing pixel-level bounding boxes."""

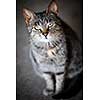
[{"left": 23, "top": 0, "right": 82, "bottom": 96}]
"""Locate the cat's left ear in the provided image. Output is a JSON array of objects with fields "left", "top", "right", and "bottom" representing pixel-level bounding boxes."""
[{"left": 46, "top": 0, "right": 59, "bottom": 15}]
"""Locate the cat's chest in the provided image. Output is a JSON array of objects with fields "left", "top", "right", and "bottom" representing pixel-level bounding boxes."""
[{"left": 31, "top": 41, "right": 67, "bottom": 66}]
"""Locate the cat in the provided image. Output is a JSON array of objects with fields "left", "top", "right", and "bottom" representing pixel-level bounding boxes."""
[{"left": 23, "top": 0, "right": 82, "bottom": 96}]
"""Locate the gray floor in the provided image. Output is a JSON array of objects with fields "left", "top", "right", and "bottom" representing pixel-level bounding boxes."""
[{"left": 16, "top": 0, "right": 82, "bottom": 100}]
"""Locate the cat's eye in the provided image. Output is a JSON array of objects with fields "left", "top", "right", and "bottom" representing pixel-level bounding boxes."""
[
  {"left": 33, "top": 24, "right": 40, "bottom": 30},
  {"left": 34, "top": 27, "right": 42, "bottom": 32},
  {"left": 48, "top": 22, "right": 55, "bottom": 28},
  {"left": 34, "top": 27, "right": 39, "bottom": 30},
  {"left": 48, "top": 23, "right": 53, "bottom": 27}
]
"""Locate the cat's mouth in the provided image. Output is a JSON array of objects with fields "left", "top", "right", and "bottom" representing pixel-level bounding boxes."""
[
  {"left": 42, "top": 32, "right": 48, "bottom": 39},
  {"left": 39, "top": 33, "right": 51, "bottom": 42},
  {"left": 44, "top": 35, "right": 48, "bottom": 39}
]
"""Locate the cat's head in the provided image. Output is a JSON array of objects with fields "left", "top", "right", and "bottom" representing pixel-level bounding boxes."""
[{"left": 23, "top": 0, "right": 63, "bottom": 43}]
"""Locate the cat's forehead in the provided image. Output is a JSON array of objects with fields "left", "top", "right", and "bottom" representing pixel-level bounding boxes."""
[
  {"left": 31, "top": 11, "right": 61, "bottom": 25},
  {"left": 35, "top": 11, "right": 55, "bottom": 22},
  {"left": 36, "top": 11, "right": 47, "bottom": 18}
]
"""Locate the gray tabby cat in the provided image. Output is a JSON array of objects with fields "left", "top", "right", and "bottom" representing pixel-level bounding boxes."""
[{"left": 23, "top": 0, "right": 82, "bottom": 96}]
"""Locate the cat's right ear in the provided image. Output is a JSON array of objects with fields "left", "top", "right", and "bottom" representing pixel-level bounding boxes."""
[
  {"left": 46, "top": 0, "right": 59, "bottom": 15},
  {"left": 23, "top": 8, "right": 36, "bottom": 26}
]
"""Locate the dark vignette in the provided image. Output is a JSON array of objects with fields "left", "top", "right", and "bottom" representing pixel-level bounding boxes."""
[{"left": 16, "top": 0, "right": 83, "bottom": 100}]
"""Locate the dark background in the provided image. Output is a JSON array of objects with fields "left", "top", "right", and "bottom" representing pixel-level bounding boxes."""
[{"left": 16, "top": 0, "right": 83, "bottom": 100}]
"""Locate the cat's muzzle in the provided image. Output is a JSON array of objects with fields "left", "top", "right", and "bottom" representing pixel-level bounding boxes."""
[{"left": 42, "top": 32, "right": 48, "bottom": 39}]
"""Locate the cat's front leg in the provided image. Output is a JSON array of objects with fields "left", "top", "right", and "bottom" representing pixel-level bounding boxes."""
[
  {"left": 55, "top": 73, "right": 64, "bottom": 94},
  {"left": 43, "top": 73, "right": 55, "bottom": 96}
]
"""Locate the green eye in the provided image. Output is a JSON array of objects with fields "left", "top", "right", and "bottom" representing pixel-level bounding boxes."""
[
  {"left": 49, "top": 23, "right": 53, "bottom": 27},
  {"left": 48, "top": 22, "right": 55, "bottom": 28},
  {"left": 34, "top": 25, "right": 40, "bottom": 30},
  {"left": 33, "top": 26, "right": 38, "bottom": 30},
  {"left": 34, "top": 27, "right": 42, "bottom": 32}
]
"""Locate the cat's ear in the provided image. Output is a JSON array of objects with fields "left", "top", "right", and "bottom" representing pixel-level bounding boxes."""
[
  {"left": 23, "top": 8, "right": 36, "bottom": 26},
  {"left": 47, "top": 0, "right": 59, "bottom": 15}
]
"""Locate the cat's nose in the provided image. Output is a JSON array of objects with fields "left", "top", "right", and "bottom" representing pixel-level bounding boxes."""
[
  {"left": 42, "top": 32, "right": 48, "bottom": 39},
  {"left": 42, "top": 29, "right": 49, "bottom": 38}
]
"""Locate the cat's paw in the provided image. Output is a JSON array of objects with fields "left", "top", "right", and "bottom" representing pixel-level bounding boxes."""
[{"left": 43, "top": 88, "right": 54, "bottom": 96}]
